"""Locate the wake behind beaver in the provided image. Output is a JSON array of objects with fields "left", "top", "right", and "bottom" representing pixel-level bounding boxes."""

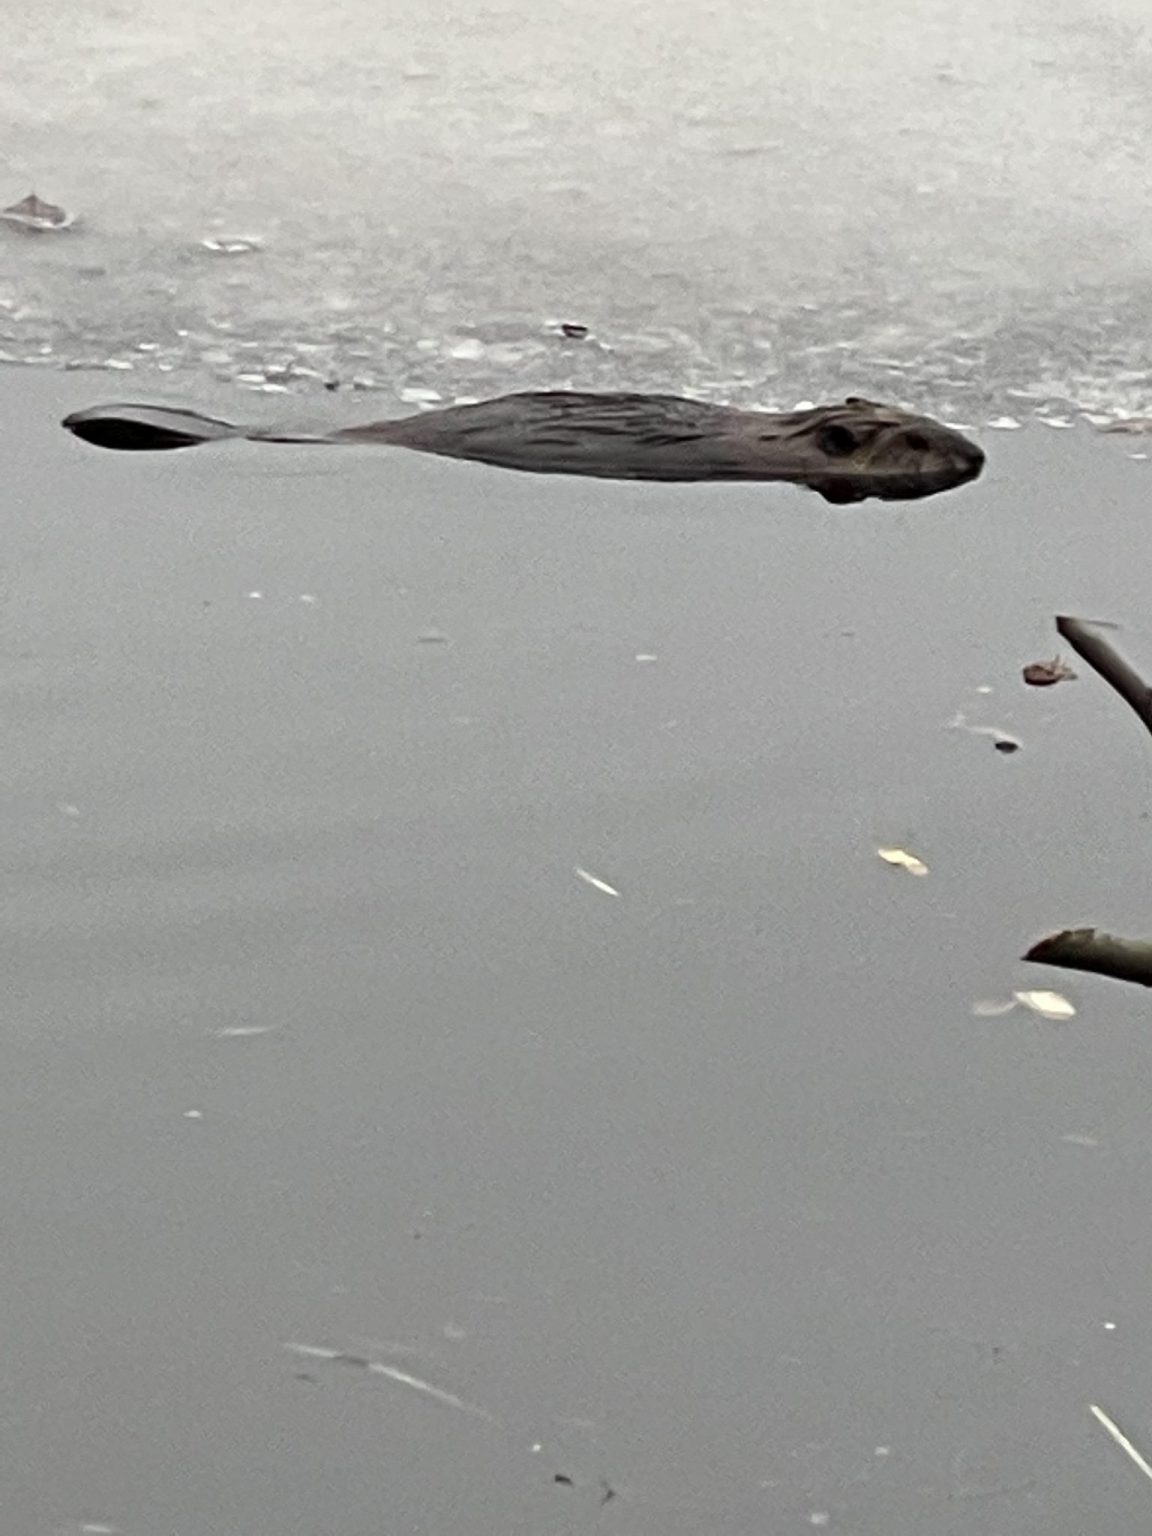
[{"left": 62, "top": 389, "right": 985, "bottom": 504}]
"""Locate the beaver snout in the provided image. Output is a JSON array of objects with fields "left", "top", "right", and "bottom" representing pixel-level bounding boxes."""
[
  {"left": 907, "top": 423, "right": 985, "bottom": 486},
  {"left": 945, "top": 431, "right": 985, "bottom": 482}
]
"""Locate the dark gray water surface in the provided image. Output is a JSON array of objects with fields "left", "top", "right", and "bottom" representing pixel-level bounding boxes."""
[
  {"left": 6, "top": 372, "right": 1152, "bottom": 1535},
  {"left": 9, "top": 1, "right": 1152, "bottom": 1532}
]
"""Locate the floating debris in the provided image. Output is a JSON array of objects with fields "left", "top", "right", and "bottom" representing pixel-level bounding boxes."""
[
  {"left": 1100, "top": 418, "right": 1152, "bottom": 436},
  {"left": 559, "top": 323, "right": 589, "bottom": 339},
  {"left": 64, "top": 357, "right": 135, "bottom": 373},
  {"left": 1013, "top": 989, "right": 1076, "bottom": 1020},
  {"left": 283, "top": 1341, "right": 494, "bottom": 1420},
  {"left": 198, "top": 236, "right": 262, "bottom": 255},
  {"left": 287, "top": 1345, "right": 370, "bottom": 1369},
  {"left": 971, "top": 998, "right": 1019, "bottom": 1017},
  {"left": 978, "top": 991, "right": 1080, "bottom": 1021},
  {"left": 575, "top": 866, "right": 621, "bottom": 897},
  {"left": 0, "top": 192, "right": 75, "bottom": 231},
  {"left": 1022, "top": 655, "right": 1077, "bottom": 687},
  {"left": 876, "top": 847, "right": 928, "bottom": 876},
  {"left": 550, "top": 1472, "right": 616, "bottom": 1505},
  {"left": 1089, "top": 1403, "right": 1152, "bottom": 1484},
  {"left": 946, "top": 709, "right": 1021, "bottom": 753}
]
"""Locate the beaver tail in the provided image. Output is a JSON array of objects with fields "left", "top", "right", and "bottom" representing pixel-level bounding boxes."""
[
  {"left": 61, "top": 403, "right": 334, "bottom": 453},
  {"left": 62, "top": 404, "right": 244, "bottom": 451}
]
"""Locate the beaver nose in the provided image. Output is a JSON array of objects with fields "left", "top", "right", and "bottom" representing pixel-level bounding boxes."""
[
  {"left": 959, "top": 438, "right": 986, "bottom": 478},
  {"left": 930, "top": 425, "right": 984, "bottom": 483}
]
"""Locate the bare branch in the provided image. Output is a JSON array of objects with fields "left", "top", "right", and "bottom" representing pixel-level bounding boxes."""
[
  {"left": 1024, "top": 928, "right": 1152, "bottom": 988},
  {"left": 1055, "top": 616, "right": 1152, "bottom": 736}
]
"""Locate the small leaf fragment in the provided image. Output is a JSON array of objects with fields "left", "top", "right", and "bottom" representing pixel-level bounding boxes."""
[
  {"left": 1013, "top": 989, "right": 1077, "bottom": 1020},
  {"left": 877, "top": 847, "right": 929, "bottom": 877},
  {"left": 1022, "top": 655, "right": 1077, "bottom": 687}
]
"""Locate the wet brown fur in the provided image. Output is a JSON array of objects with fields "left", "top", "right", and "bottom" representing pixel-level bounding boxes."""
[{"left": 63, "top": 390, "right": 984, "bottom": 503}]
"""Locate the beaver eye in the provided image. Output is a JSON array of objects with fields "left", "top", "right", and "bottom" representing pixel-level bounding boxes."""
[
  {"left": 817, "top": 424, "right": 858, "bottom": 456},
  {"left": 903, "top": 430, "right": 931, "bottom": 452}
]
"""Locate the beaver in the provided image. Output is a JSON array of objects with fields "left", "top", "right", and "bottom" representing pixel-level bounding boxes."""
[{"left": 61, "top": 390, "right": 984, "bottom": 504}]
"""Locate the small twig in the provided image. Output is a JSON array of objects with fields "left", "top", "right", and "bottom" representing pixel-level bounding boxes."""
[
  {"left": 1056, "top": 616, "right": 1152, "bottom": 736},
  {"left": 1019, "top": 617, "right": 1152, "bottom": 989},
  {"left": 1024, "top": 928, "right": 1152, "bottom": 988},
  {"left": 1089, "top": 1403, "right": 1152, "bottom": 1485}
]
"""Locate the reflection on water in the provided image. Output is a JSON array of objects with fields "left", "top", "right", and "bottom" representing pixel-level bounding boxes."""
[{"left": 2, "top": 0, "right": 1152, "bottom": 415}]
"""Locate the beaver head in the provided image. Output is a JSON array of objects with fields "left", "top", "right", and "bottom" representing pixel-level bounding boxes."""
[{"left": 770, "top": 398, "right": 985, "bottom": 503}]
